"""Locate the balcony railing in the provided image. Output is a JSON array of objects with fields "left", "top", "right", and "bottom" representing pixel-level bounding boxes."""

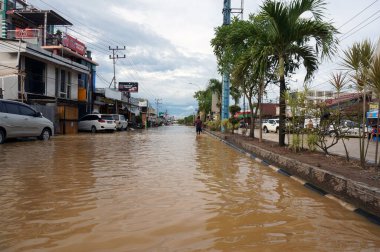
[
  {"left": 7, "top": 28, "right": 41, "bottom": 44},
  {"left": 7, "top": 29, "right": 86, "bottom": 56}
]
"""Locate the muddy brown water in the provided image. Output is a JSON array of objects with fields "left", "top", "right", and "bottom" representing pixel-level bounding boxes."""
[{"left": 0, "top": 126, "right": 379, "bottom": 251}]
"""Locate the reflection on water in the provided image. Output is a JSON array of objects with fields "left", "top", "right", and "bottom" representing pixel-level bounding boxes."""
[{"left": 0, "top": 126, "right": 379, "bottom": 251}]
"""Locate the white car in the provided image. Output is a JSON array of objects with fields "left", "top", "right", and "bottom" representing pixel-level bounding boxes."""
[
  {"left": 78, "top": 114, "right": 116, "bottom": 133},
  {"left": 111, "top": 114, "right": 128, "bottom": 131},
  {"left": 262, "top": 118, "right": 279, "bottom": 133},
  {"left": 0, "top": 99, "right": 54, "bottom": 144}
]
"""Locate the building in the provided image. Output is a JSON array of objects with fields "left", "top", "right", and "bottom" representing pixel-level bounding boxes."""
[{"left": 0, "top": 1, "right": 98, "bottom": 134}]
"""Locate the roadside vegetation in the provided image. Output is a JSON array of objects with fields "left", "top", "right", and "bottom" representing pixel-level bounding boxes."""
[{"left": 189, "top": 0, "right": 379, "bottom": 169}]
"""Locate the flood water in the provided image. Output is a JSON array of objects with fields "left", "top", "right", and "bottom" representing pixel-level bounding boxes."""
[{"left": 0, "top": 125, "right": 380, "bottom": 251}]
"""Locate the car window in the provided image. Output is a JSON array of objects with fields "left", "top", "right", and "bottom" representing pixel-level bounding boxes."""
[
  {"left": 19, "top": 105, "right": 36, "bottom": 116},
  {"left": 120, "top": 115, "right": 125, "bottom": 121},
  {"left": 0, "top": 102, "right": 4, "bottom": 113},
  {"left": 91, "top": 115, "right": 100, "bottom": 120},
  {"left": 101, "top": 115, "right": 114, "bottom": 120},
  {"left": 112, "top": 115, "right": 118, "bottom": 120},
  {"left": 80, "top": 115, "right": 89, "bottom": 121},
  {"left": 4, "top": 102, "right": 20, "bottom": 115}
]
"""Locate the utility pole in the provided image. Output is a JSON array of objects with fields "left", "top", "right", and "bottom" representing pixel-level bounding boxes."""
[
  {"left": 109, "top": 46, "right": 126, "bottom": 89},
  {"left": 155, "top": 98, "right": 162, "bottom": 124},
  {"left": 109, "top": 46, "right": 126, "bottom": 114},
  {"left": 221, "top": 0, "right": 243, "bottom": 131}
]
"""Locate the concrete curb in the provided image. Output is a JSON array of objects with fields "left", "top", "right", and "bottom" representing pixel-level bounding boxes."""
[{"left": 205, "top": 130, "right": 380, "bottom": 226}]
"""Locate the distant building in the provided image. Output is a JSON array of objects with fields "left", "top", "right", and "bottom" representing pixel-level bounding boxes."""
[
  {"left": 306, "top": 90, "right": 334, "bottom": 104},
  {"left": 211, "top": 92, "right": 220, "bottom": 120}
]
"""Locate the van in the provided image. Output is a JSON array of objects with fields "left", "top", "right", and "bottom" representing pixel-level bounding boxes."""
[
  {"left": 78, "top": 114, "right": 116, "bottom": 133},
  {"left": 111, "top": 114, "right": 128, "bottom": 131},
  {"left": 0, "top": 99, "right": 54, "bottom": 144}
]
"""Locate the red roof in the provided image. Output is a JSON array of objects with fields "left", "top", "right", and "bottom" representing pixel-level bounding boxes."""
[{"left": 325, "top": 93, "right": 361, "bottom": 106}]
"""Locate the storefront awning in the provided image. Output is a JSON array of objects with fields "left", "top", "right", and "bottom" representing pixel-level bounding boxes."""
[
  {"left": 367, "top": 110, "right": 378, "bottom": 119},
  {"left": 125, "top": 105, "right": 140, "bottom": 116}
]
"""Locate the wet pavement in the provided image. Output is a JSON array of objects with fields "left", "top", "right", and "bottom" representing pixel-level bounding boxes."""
[{"left": 0, "top": 126, "right": 380, "bottom": 251}]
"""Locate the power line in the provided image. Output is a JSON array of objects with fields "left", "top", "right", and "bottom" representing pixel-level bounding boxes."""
[
  {"left": 337, "top": 0, "right": 379, "bottom": 29},
  {"left": 27, "top": 0, "right": 160, "bottom": 102},
  {"left": 339, "top": 9, "right": 380, "bottom": 41}
]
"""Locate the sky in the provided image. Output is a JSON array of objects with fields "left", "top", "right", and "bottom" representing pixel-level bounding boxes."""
[{"left": 27, "top": 0, "right": 380, "bottom": 118}]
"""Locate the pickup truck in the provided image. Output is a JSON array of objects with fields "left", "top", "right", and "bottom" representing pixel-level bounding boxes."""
[{"left": 262, "top": 118, "right": 279, "bottom": 133}]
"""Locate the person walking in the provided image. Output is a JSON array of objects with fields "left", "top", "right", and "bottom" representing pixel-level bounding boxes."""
[{"left": 195, "top": 116, "right": 202, "bottom": 135}]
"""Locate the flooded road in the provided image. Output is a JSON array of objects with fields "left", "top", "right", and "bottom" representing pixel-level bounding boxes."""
[{"left": 0, "top": 126, "right": 380, "bottom": 251}]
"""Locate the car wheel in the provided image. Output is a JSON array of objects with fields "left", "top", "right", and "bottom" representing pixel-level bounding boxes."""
[
  {"left": 91, "top": 126, "right": 97, "bottom": 133},
  {"left": 38, "top": 128, "right": 51, "bottom": 141},
  {"left": 263, "top": 127, "right": 268, "bottom": 133},
  {"left": 275, "top": 127, "right": 279, "bottom": 133},
  {"left": 0, "top": 129, "right": 5, "bottom": 144}
]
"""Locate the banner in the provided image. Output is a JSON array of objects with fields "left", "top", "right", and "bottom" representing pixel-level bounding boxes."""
[
  {"left": 119, "top": 82, "right": 138, "bottom": 92},
  {"left": 62, "top": 34, "right": 86, "bottom": 56}
]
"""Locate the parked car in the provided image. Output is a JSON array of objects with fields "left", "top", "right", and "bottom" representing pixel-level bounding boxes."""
[
  {"left": 78, "top": 114, "right": 116, "bottom": 133},
  {"left": 327, "top": 120, "right": 361, "bottom": 137},
  {"left": 262, "top": 118, "right": 279, "bottom": 133},
  {"left": 0, "top": 99, "right": 54, "bottom": 144},
  {"left": 111, "top": 114, "right": 128, "bottom": 131}
]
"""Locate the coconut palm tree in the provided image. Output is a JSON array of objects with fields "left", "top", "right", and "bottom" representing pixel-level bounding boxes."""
[
  {"left": 341, "top": 39, "right": 374, "bottom": 167},
  {"left": 255, "top": 0, "right": 338, "bottom": 146}
]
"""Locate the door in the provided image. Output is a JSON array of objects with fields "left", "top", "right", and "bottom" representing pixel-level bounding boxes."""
[
  {"left": 18, "top": 104, "right": 41, "bottom": 136},
  {"left": 2, "top": 102, "right": 31, "bottom": 137}
]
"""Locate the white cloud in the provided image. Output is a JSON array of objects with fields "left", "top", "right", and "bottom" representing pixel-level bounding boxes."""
[{"left": 28, "top": 0, "right": 380, "bottom": 116}]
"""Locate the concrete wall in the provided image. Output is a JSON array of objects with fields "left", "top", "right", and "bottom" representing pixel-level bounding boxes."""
[
  {"left": 46, "top": 64, "right": 55, "bottom": 97},
  {"left": 1, "top": 75, "right": 18, "bottom": 99}
]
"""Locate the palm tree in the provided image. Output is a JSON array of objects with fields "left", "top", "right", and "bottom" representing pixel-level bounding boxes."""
[
  {"left": 369, "top": 54, "right": 380, "bottom": 167},
  {"left": 329, "top": 72, "right": 349, "bottom": 123},
  {"left": 342, "top": 39, "right": 374, "bottom": 167},
  {"left": 256, "top": 0, "right": 338, "bottom": 146},
  {"left": 230, "top": 85, "right": 241, "bottom": 106},
  {"left": 328, "top": 72, "right": 350, "bottom": 160}
]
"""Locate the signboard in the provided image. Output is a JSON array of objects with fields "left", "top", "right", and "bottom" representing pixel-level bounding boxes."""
[
  {"left": 62, "top": 33, "right": 86, "bottom": 56},
  {"left": 15, "top": 28, "right": 37, "bottom": 38},
  {"left": 119, "top": 82, "right": 138, "bottom": 93},
  {"left": 369, "top": 102, "right": 379, "bottom": 111},
  {"left": 139, "top": 101, "right": 148, "bottom": 107},
  {"left": 105, "top": 88, "right": 122, "bottom": 101}
]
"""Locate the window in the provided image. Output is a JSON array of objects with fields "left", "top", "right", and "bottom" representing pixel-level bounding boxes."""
[
  {"left": 4, "top": 102, "right": 20, "bottom": 114},
  {"left": 60, "top": 69, "right": 66, "bottom": 98},
  {"left": 19, "top": 105, "right": 36, "bottom": 116},
  {"left": 55, "top": 68, "right": 59, "bottom": 97},
  {"left": 101, "top": 115, "right": 113, "bottom": 120},
  {"left": 67, "top": 72, "right": 71, "bottom": 99},
  {"left": 80, "top": 115, "right": 90, "bottom": 121},
  {"left": 0, "top": 102, "right": 4, "bottom": 113}
]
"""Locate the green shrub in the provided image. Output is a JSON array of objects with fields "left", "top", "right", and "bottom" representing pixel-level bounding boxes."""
[
  {"left": 307, "top": 133, "right": 318, "bottom": 151},
  {"left": 290, "top": 134, "right": 301, "bottom": 152},
  {"left": 206, "top": 120, "right": 221, "bottom": 131},
  {"left": 222, "top": 119, "right": 232, "bottom": 133}
]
